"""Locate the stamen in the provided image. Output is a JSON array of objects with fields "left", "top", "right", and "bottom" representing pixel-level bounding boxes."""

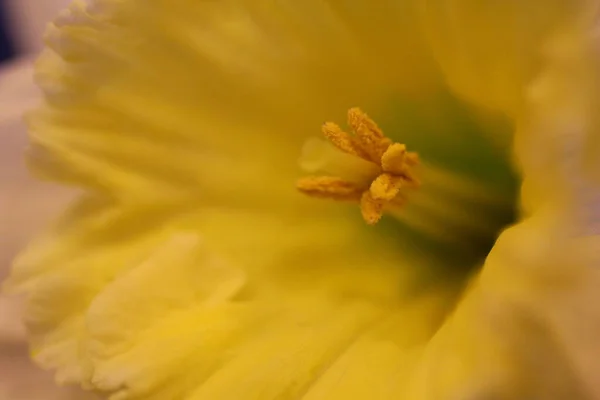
[
  {"left": 381, "top": 143, "right": 407, "bottom": 174},
  {"left": 321, "top": 122, "right": 369, "bottom": 160},
  {"left": 369, "top": 173, "right": 403, "bottom": 201},
  {"left": 348, "top": 107, "right": 392, "bottom": 163},
  {"left": 297, "top": 108, "right": 420, "bottom": 225},
  {"left": 360, "top": 192, "right": 384, "bottom": 225},
  {"left": 296, "top": 176, "right": 363, "bottom": 201}
]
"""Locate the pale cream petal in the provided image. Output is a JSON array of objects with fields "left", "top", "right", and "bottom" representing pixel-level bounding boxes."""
[
  {"left": 89, "top": 303, "right": 261, "bottom": 400},
  {"left": 516, "top": 26, "right": 600, "bottom": 216},
  {"left": 4, "top": 198, "right": 174, "bottom": 384},
  {"left": 533, "top": 238, "right": 600, "bottom": 398}
]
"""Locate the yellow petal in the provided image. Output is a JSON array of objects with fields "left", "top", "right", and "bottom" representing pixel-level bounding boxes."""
[
  {"left": 186, "top": 301, "right": 383, "bottom": 400},
  {"left": 410, "top": 208, "right": 600, "bottom": 398},
  {"left": 30, "top": 0, "right": 437, "bottom": 205},
  {"left": 301, "top": 292, "right": 451, "bottom": 400},
  {"left": 419, "top": 0, "right": 596, "bottom": 116},
  {"left": 7, "top": 190, "right": 423, "bottom": 397},
  {"left": 8, "top": 0, "right": 599, "bottom": 399}
]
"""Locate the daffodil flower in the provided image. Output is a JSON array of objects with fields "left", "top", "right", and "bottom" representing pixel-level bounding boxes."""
[{"left": 4, "top": 0, "right": 600, "bottom": 399}]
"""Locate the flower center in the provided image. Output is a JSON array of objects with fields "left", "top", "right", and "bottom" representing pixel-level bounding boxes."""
[
  {"left": 296, "top": 100, "right": 519, "bottom": 273},
  {"left": 296, "top": 108, "right": 420, "bottom": 224}
]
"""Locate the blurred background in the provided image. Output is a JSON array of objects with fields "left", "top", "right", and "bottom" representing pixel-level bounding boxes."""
[
  {"left": 0, "top": 0, "right": 71, "bottom": 58},
  {"left": 0, "top": 0, "right": 96, "bottom": 398}
]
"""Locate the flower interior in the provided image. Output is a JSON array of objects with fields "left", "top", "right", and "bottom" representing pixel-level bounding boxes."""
[
  {"left": 297, "top": 89, "right": 519, "bottom": 286},
  {"left": 9, "top": 1, "right": 598, "bottom": 398}
]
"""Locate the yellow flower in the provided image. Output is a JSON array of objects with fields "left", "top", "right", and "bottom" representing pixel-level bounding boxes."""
[{"left": 4, "top": 0, "right": 600, "bottom": 399}]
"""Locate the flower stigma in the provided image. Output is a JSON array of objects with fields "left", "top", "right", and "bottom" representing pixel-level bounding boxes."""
[{"left": 297, "top": 108, "right": 420, "bottom": 225}]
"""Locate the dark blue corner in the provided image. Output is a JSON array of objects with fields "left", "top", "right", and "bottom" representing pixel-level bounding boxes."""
[{"left": 0, "top": 0, "right": 16, "bottom": 63}]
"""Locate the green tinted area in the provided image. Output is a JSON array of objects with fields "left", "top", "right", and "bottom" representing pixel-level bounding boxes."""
[{"left": 373, "top": 90, "right": 519, "bottom": 280}]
